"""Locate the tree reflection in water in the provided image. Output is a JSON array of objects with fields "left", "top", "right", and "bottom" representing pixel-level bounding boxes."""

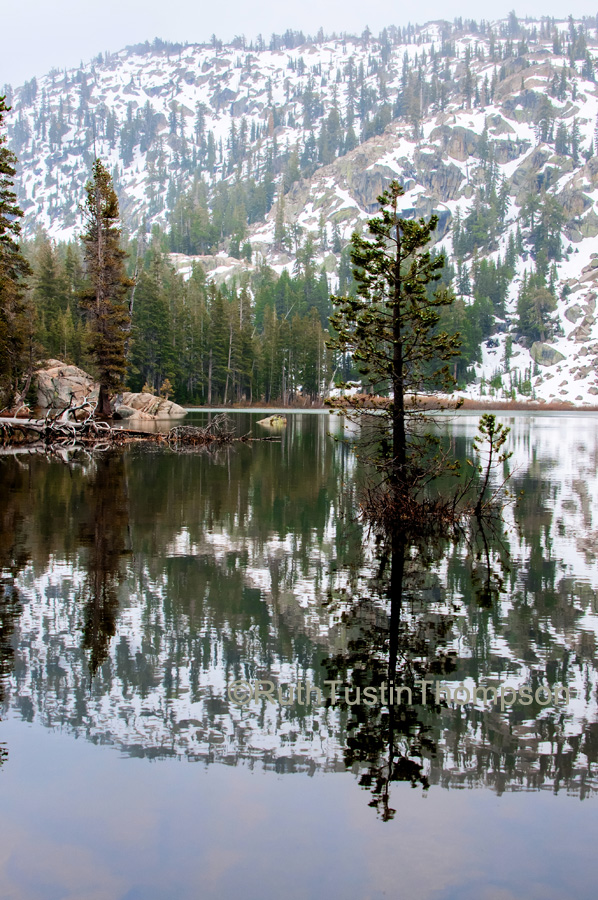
[
  {"left": 0, "top": 455, "right": 28, "bottom": 765},
  {"left": 0, "top": 414, "right": 597, "bottom": 801},
  {"left": 77, "top": 451, "right": 131, "bottom": 676},
  {"left": 325, "top": 511, "right": 596, "bottom": 817}
]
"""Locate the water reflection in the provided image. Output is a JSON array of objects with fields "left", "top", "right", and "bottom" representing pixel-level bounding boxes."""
[
  {"left": 76, "top": 452, "right": 131, "bottom": 675},
  {"left": 327, "top": 513, "right": 597, "bottom": 816},
  {"left": 0, "top": 413, "right": 597, "bottom": 802}
]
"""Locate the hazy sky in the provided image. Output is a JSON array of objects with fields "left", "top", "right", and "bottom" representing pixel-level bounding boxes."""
[{"left": 2, "top": 0, "right": 597, "bottom": 88}]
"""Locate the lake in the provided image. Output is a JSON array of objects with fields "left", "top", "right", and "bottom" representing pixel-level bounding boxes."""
[{"left": 1, "top": 411, "right": 597, "bottom": 900}]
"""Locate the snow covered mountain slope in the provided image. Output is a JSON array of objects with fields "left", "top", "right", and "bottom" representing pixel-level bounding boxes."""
[{"left": 6, "top": 15, "right": 598, "bottom": 403}]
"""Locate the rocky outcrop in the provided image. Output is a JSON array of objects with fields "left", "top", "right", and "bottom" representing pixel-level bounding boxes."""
[
  {"left": 118, "top": 392, "right": 187, "bottom": 418},
  {"left": 485, "top": 113, "right": 516, "bottom": 136},
  {"left": 579, "top": 212, "right": 598, "bottom": 239},
  {"left": 565, "top": 304, "right": 583, "bottom": 324},
  {"left": 493, "top": 138, "right": 529, "bottom": 164},
  {"left": 36, "top": 360, "right": 99, "bottom": 409},
  {"left": 111, "top": 404, "right": 154, "bottom": 421},
  {"left": 429, "top": 125, "right": 478, "bottom": 161},
  {"left": 570, "top": 313, "right": 597, "bottom": 343},
  {"left": 342, "top": 160, "right": 395, "bottom": 212},
  {"left": 35, "top": 361, "right": 186, "bottom": 419},
  {"left": 501, "top": 89, "right": 550, "bottom": 121},
  {"left": 511, "top": 148, "right": 551, "bottom": 197},
  {"left": 415, "top": 149, "right": 463, "bottom": 201},
  {"left": 561, "top": 190, "right": 593, "bottom": 219}
]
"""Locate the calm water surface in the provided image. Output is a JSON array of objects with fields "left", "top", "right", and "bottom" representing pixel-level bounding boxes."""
[{"left": 1, "top": 411, "right": 597, "bottom": 900}]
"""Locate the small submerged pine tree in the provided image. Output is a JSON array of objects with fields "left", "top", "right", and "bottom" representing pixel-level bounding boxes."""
[{"left": 328, "top": 180, "right": 462, "bottom": 530}]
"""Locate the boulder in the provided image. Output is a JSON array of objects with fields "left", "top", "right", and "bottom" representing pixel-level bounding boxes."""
[
  {"left": 530, "top": 343, "right": 566, "bottom": 366},
  {"left": 570, "top": 315, "right": 596, "bottom": 343},
  {"left": 112, "top": 404, "right": 137, "bottom": 419},
  {"left": 257, "top": 415, "right": 287, "bottom": 427},
  {"left": 511, "top": 148, "right": 551, "bottom": 196},
  {"left": 580, "top": 212, "right": 598, "bottom": 239},
  {"left": 113, "top": 406, "right": 155, "bottom": 421},
  {"left": 485, "top": 114, "right": 516, "bottom": 136},
  {"left": 118, "top": 392, "right": 187, "bottom": 418},
  {"left": 35, "top": 361, "right": 187, "bottom": 419},
  {"left": 36, "top": 360, "right": 99, "bottom": 409},
  {"left": 565, "top": 304, "right": 583, "bottom": 324}
]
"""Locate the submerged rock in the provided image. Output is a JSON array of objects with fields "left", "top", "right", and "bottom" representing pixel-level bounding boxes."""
[
  {"left": 111, "top": 404, "right": 155, "bottom": 421},
  {"left": 257, "top": 415, "right": 287, "bottom": 427}
]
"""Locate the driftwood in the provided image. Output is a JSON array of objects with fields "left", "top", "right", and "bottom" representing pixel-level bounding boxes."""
[
  {"left": 0, "top": 405, "right": 280, "bottom": 453},
  {"left": 167, "top": 414, "right": 238, "bottom": 447},
  {"left": 1, "top": 399, "right": 111, "bottom": 446}
]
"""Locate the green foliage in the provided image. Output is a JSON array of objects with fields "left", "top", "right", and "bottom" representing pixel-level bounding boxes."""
[
  {"left": 472, "top": 255, "right": 512, "bottom": 316},
  {"left": 437, "top": 295, "right": 492, "bottom": 383},
  {"left": 79, "top": 158, "right": 134, "bottom": 414},
  {"left": 471, "top": 413, "right": 512, "bottom": 515},
  {"left": 27, "top": 235, "right": 86, "bottom": 363},
  {"left": 516, "top": 266, "right": 556, "bottom": 342},
  {"left": 253, "top": 260, "right": 331, "bottom": 329},
  {"left": 452, "top": 177, "right": 509, "bottom": 256},
  {"left": 329, "top": 180, "right": 461, "bottom": 490},
  {"left": 0, "top": 95, "right": 33, "bottom": 407},
  {"left": 25, "top": 228, "right": 336, "bottom": 407},
  {"left": 521, "top": 193, "right": 564, "bottom": 261},
  {"left": 128, "top": 250, "right": 176, "bottom": 394},
  {"left": 168, "top": 170, "right": 277, "bottom": 255}
]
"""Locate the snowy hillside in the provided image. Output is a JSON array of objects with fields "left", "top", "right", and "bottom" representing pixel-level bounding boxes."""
[{"left": 6, "top": 14, "right": 598, "bottom": 403}]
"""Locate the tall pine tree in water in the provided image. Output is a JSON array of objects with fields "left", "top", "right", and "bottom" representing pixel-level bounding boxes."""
[
  {"left": 329, "top": 180, "right": 460, "bottom": 500},
  {"left": 0, "top": 96, "right": 32, "bottom": 408},
  {"left": 80, "top": 159, "right": 133, "bottom": 416}
]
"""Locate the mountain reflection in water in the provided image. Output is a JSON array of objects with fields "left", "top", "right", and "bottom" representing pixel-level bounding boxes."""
[{"left": 1, "top": 412, "right": 597, "bottom": 810}]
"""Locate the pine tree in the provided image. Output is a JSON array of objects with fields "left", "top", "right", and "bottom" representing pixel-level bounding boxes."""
[
  {"left": 80, "top": 159, "right": 134, "bottom": 416},
  {"left": 0, "top": 95, "right": 33, "bottom": 407},
  {"left": 329, "top": 181, "right": 461, "bottom": 496},
  {"left": 274, "top": 188, "right": 286, "bottom": 250},
  {"left": 129, "top": 252, "right": 174, "bottom": 393},
  {"left": 517, "top": 274, "right": 556, "bottom": 343}
]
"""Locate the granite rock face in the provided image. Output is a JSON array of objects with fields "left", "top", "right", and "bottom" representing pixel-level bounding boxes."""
[
  {"left": 530, "top": 343, "right": 566, "bottom": 367},
  {"left": 35, "top": 362, "right": 187, "bottom": 419},
  {"left": 118, "top": 392, "right": 187, "bottom": 418},
  {"left": 36, "top": 360, "right": 99, "bottom": 409}
]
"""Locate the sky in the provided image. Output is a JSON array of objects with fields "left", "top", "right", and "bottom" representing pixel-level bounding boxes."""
[{"left": 2, "top": 0, "right": 598, "bottom": 88}]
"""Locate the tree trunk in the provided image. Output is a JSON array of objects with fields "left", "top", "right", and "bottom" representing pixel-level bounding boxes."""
[
  {"left": 224, "top": 321, "right": 232, "bottom": 406},
  {"left": 392, "top": 221, "right": 406, "bottom": 493},
  {"left": 384, "top": 532, "right": 405, "bottom": 820},
  {"left": 98, "top": 384, "right": 112, "bottom": 418}
]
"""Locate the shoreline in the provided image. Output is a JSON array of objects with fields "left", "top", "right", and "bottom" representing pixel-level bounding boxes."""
[{"left": 181, "top": 398, "right": 598, "bottom": 413}]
